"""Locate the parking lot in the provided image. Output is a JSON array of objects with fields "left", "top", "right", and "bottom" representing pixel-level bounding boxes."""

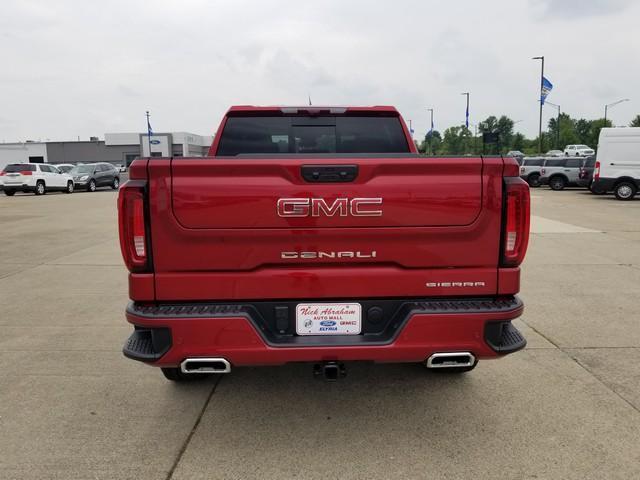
[{"left": 1, "top": 187, "right": 639, "bottom": 479}]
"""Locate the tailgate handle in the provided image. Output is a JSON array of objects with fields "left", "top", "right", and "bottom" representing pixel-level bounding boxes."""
[{"left": 301, "top": 165, "right": 358, "bottom": 183}]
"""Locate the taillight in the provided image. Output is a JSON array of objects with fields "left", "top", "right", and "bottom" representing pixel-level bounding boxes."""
[
  {"left": 541, "top": 168, "right": 546, "bottom": 175},
  {"left": 118, "top": 181, "right": 150, "bottom": 272},
  {"left": 520, "top": 166, "right": 525, "bottom": 174},
  {"left": 20, "top": 171, "right": 33, "bottom": 176},
  {"left": 594, "top": 161, "right": 600, "bottom": 180},
  {"left": 502, "top": 177, "right": 530, "bottom": 267}
]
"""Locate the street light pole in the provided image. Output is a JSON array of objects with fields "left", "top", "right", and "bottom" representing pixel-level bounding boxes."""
[
  {"left": 427, "top": 108, "right": 434, "bottom": 155},
  {"left": 604, "top": 98, "right": 630, "bottom": 125},
  {"left": 545, "top": 101, "right": 561, "bottom": 149},
  {"left": 532, "top": 56, "right": 544, "bottom": 154}
]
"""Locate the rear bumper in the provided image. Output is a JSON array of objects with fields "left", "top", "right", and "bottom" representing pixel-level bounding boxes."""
[
  {"left": 123, "top": 296, "right": 526, "bottom": 367},
  {"left": 2, "top": 183, "right": 36, "bottom": 191}
]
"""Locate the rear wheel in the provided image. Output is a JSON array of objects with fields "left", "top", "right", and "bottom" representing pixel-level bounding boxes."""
[
  {"left": 87, "top": 179, "right": 96, "bottom": 192},
  {"left": 3, "top": 189, "right": 15, "bottom": 196},
  {"left": 527, "top": 173, "right": 541, "bottom": 187},
  {"left": 65, "top": 181, "right": 74, "bottom": 194},
  {"left": 589, "top": 184, "right": 606, "bottom": 195},
  {"left": 549, "top": 176, "right": 566, "bottom": 191},
  {"left": 35, "top": 181, "right": 46, "bottom": 195},
  {"left": 111, "top": 177, "right": 119, "bottom": 190},
  {"left": 161, "top": 367, "right": 212, "bottom": 382},
  {"left": 614, "top": 181, "right": 637, "bottom": 201}
]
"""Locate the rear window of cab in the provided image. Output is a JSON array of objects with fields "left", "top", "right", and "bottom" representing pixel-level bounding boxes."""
[
  {"left": 216, "top": 116, "right": 410, "bottom": 156},
  {"left": 3, "top": 164, "right": 36, "bottom": 173}
]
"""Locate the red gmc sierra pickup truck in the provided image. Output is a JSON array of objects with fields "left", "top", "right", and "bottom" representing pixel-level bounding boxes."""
[{"left": 119, "top": 105, "right": 530, "bottom": 381}]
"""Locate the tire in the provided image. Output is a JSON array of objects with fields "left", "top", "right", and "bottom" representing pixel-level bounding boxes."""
[
  {"left": 614, "top": 181, "right": 637, "bottom": 201},
  {"left": 3, "top": 190, "right": 15, "bottom": 196},
  {"left": 35, "top": 181, "right": 46, "bottom": 196},
  {"left": 161, "top": 367, "right": 212, "bottom": 382},
  {"left": 87, "top": 179, "right": 96, "bottom": 192},
  {"left": 527, "top": 173, "right": 541, "bottom": 187},
  {"left": 111, "top": 177, "right": 120, "bottom": 190},
  {"left": 65, "top": 181, "right": 74, "bottom": 194},
  {"left": 549, "top": 176, "right": 566, "bottom": 191},
  {"left": 589, "top": 184, "right": 606, "bottom": 195}
]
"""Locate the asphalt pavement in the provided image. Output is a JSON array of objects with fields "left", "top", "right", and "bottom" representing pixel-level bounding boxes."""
[{"left": 0, "top": 187, "right": 639, "bottom": 479}]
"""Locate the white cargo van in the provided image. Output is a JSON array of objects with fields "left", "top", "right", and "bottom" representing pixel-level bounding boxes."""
[{"left": 592, "top": 127, "right": 640, "bottom": 200}]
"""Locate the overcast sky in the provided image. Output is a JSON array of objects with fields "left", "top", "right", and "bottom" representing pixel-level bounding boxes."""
[{"left": 1, "top": 0, "right": 638, "bottom": 142}]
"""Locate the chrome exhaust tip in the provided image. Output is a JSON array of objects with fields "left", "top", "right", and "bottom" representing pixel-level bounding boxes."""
[
  {"left": 180, "top": 358, "right": 231, "bottom": 374},
  {"left": 425, "top": 352, "right": 476, "bottom": 369}
]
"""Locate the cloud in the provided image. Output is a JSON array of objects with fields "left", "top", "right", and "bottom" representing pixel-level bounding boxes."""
[
  {"left": 530, "top": 0, "right": 632, "bottom": 19},
  {"left": 0, "top": 0, "right": 638, "bottom": 140}
]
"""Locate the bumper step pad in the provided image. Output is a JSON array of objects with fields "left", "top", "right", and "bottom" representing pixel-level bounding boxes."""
[
  {"left": 484, "top": 321, "right": 527, "bottom": 354},
  {"left": 123, "top": 328, "right": 172, "bottom": 362}
]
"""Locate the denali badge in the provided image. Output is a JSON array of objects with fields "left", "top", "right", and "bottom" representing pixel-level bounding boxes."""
[
  {"left": 282, "top": 251, "right": 377, "bottom": 259},
  {"left": 277, "top": 198, "right": 382, "bottom": 217},
  {"left": 426, "top": 281, "right": 486, "bottom": 288}
]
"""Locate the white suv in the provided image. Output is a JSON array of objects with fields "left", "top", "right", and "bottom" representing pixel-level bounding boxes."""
[
  {"left": 564, "top": 144, "right": 595, "bottom": 157},
  {"left": 1, "top": 163, "right": 75, "bottom": 196}
]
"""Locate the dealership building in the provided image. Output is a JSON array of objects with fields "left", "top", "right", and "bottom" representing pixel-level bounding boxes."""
[{"left": 0, "top": 132, "right": 214, "bottom": 170}]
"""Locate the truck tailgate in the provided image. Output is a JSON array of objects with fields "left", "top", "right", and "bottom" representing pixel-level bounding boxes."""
[{"left": 147, "top": 156, "right": 505, "bottom": 300}]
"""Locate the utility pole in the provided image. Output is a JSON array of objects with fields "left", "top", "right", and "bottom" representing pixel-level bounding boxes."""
[
  {"left": 532, "top": 56, "right": 544, "bottom": 154},
  {"left": 427, "top": 108, "right": 434, "bottom": 155}
]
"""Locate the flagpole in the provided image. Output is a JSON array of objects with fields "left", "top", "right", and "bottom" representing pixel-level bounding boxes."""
[
  {"left": 461, "top": 93, "right": 470, "bottom": 154},
  {"left": 427, "top": 108, "right": 434, "bottom": 156},
  {"left": 145, "top": 110, "right": 151, "bottom": 157},
  {"left": 533, "top": 56, "right": 544, "bottom": 153}
]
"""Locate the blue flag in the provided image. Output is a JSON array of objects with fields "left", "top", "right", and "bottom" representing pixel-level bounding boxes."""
[
  {"left": 465, "top": 104, "right": 469, "bottom": 128},
  {"left": 430, "top": 117, "right": 434, "bottom": 134},
  {"left": 147, "top": 117, "right": 153, "bottom": 137},
  {"left": 541, "top": 77, "right": 553, "bottom": 105}
]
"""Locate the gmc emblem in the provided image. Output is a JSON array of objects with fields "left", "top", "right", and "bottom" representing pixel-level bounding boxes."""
[{"left": 277, "top": 198, "right": 383, "bottom": 217}]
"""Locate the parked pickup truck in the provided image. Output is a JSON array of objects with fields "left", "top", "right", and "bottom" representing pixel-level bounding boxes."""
[{"left": 118, "top": 105, "right": 530, "bottom": 382}]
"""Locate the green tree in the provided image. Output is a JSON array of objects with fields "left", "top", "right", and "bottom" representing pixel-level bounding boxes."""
[
  {"left": 630, "top": 115, "right": 640, "bottom": 127},
  {"left": 574, "top": 119, "right": 592, "bottom": 144},
  {"left": 441, "top": 126, "right": 471, "bottom": 155},
  {"left": 496, "top": 116, "right": 515, "bottom": 152},
  {"left": 420, "top": 130, "right": 442, "bottom": 155},
  {"left": 478, "top": 116, "right": 506, "bottom": 154},
  {"left": 511, "top": 132, "right": 525, "bottom": 152},
  {"left": 588, "top": 118, "right": 612, "bottom": 148},
  {"left": 548, "top": 113, "right": 578, "bottom": 149}
]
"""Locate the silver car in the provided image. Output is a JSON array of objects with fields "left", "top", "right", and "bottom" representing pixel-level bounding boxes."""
[
  {"left": 539, "top": 157, "right": 585, "bottom": 190},
  {"left": 519, "top": 157, "right": 545, "bottom": 187}
]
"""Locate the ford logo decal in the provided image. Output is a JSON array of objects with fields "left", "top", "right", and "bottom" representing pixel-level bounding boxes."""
[
  {"left": 320, "top": 320, "right": 336, "bottom": 327},
  {"left": 150, "top": 139, "right": 161, "bottom": 145}
]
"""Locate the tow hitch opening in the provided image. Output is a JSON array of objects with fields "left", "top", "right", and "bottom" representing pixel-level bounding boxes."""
[{"left": 314, "top": 361, "right": 346, "bottom": 381}]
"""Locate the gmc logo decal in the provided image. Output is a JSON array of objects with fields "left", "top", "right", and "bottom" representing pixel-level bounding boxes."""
[{"left": 277, "top": 198, "right": 383, "bottom": 217}]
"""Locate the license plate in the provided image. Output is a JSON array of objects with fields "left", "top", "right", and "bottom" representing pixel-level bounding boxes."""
[{"left": 296, "top": 303, "right": 361, "bottom": 335}]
